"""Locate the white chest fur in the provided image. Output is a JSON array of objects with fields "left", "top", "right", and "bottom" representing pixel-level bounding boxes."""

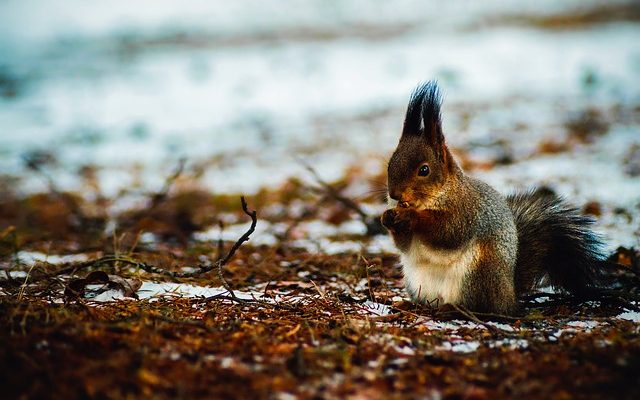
[{"left": 400, "top": 239, "right": 477, "bottom": 304}]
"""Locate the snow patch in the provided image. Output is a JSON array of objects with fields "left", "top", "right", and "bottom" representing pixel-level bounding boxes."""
[
  {"left": 89, "top": 281, "right": 263, "bottom": 303},
  {"left": 16, "top": 251, "right": 89, "bottom": 266},
  {"left": 0, "top": 270, "right": 29, "bottom": 280},
  {"left": 438, "top": 340, "right": 481, "bottom": 353},
  {"left": 362, "top": 300, "right": 393, "bottom": 317},
  {"left": 617, "top": 310, "right": 640, "bottom": 322}
]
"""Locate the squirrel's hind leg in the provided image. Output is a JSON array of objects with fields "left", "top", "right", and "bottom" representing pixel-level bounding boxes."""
[{"left": 460, "top": 256, "right": 517, "bottom": 315}]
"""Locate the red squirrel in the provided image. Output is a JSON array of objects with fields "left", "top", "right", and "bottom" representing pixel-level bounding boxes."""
[{"left": 381, "top": 82, "right": 605, "bottom": 315}]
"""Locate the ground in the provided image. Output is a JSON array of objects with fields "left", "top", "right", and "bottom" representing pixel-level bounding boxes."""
[
  {"left": 1, "top": 1, "right": 640, "bottom": 399},
  {"left": 1, "top": 172, "right": 639, "bottom": 399}
]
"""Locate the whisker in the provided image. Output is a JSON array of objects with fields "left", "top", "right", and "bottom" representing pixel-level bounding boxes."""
[
  {"left": 367, "top": 181, "right": 388, "bottom": 190},
  {"left": 362, "top": 188, "right": 389, "bottom": 195},
  {"left": 354, "top": 189, "right": 389, "bottom": 203}
]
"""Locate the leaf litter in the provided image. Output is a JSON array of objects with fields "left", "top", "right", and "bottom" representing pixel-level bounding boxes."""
[{"left": 1, "top": 162, "right": 640, "bottom": 398}]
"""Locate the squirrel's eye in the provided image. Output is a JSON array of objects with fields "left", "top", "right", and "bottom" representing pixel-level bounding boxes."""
[{"left": 418, "top": 164, "right": 430, "bottom": 177}]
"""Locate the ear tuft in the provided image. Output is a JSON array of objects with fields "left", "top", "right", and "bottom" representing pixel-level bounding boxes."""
[{"left": 401, "top": 81, "right": 444, "bottom": 150}]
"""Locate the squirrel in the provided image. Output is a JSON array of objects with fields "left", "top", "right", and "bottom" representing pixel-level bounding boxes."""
[{"left": 381, "top": 81, "right": 606, "bottom": 315}]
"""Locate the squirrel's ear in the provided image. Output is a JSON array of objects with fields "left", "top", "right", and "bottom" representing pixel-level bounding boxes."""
[{"left": 401, "top": 81, "right": 445, "bottom": 155}]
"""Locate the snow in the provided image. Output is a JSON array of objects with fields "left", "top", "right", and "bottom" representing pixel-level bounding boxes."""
[
  {"left": 566, "top": 320, "right": 600, "bottom": 329},
  {"left": 86, "top": 279, "right": 395, "bottom": 317},
  {"left": 0, "top": 270, "right": 28, "bottom": 280},
  {"left": 91, "top": 281, "right": 261, "bottom": 302},
  {"left": 420, "top": 318, "right": 480, "bottom": 331},
  {"left": 617, "top": 310, "right": 640, "bottom": 322},
  {"left": 194, "top": 220, "right": 282, "bottom": 246},
  {"left": 195, "top": 219, "right": 392, "bottom": 254},
  {"left": 491, "top": 338, "right": 529, "bottom": 350},
  {"left": 477, "top": 126, "right": 640, "bottom": 250},
  {"left": 486, "top": 322, "right": 515, "bottom": 332},
  {"left": 15, "top": 251, "right": 89, "bottom": 266},
  {"left": 393, "top": 345, "right": 416, "bottom": 356},
  {"left": 552, "top": 320, "right": 602, "bottom": 338},
  {"left": 438, "top": 340, "right": 481, "bottom": 353},
  {"left": 1, "top": 2, "right": 639, "bottom": 199},
  {"left": 366, "top": 235, "right": 397, "bottom": 254},
  {"left": 362, "top": 300, "right": 393, "bottom": 317}
]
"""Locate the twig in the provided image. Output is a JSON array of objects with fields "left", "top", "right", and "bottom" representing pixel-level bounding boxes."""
[
  {"left": 274, "top": 197, "right": 322, "bottom": 244},
  {"left": 522, "top": 288, "right": 640, "bottom": 311},
  {"left": 0, "top": 225, "right": 16, "bottom": 241},
  {"left": 149, "top": 157, "right": 186, "bottom": 207},
  {"left": 299, "top": 159, "right": 368, "bottom": 220},
  {"left": 214, "top": 196, "right": 256, "bottom": 297},
  {"left": 1, "top": 226, "right": 18, "bottom": 282},
  {"left": 194, "top": 293, "right": 297, "bottom": 311},
  {"left": 216, "top": 220, "right": 225, "bottom": 260},
  {"left": 441, "top": 309, "right": 525, "bottom": 322},
  {"left": 217, "top": 197, "right": 256, "bottom": 268},
  {"left": 97, "top": 158, "right": 189, "bottom": 248},
  {"left": 37, "top": 197, "right": 257, "bottom": 298},
  {"left": 26, "top": 161, "right": 89, "bottom": 227},
  {"left": 120, "top": 158, "right": 187, "bottom": 229},
  {"left": 298, "top": 158, "right": 385, "bottom": 236},
  {"left": 449, "top": 304, "right": 505, "bottom": 333}
]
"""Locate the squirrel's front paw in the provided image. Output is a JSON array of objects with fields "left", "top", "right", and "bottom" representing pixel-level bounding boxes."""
[
  {"left": 381, "top": 209, "right": 397, "bottom": 230},
  {"left": 381, "top": 208, "right": 413, "bottom": 232}
]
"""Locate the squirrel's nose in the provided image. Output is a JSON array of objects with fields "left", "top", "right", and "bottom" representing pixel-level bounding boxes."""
[{"left": 389, "top": 189, "right": 402, "bottom": 201}]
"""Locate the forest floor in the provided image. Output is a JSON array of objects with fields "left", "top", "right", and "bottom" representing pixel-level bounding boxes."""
[
  {"left": 2, "top": 1, "right": 640, "bottom": 399},
  {"left": 1, "top": 160, "right": 639, "bottom": 399}
]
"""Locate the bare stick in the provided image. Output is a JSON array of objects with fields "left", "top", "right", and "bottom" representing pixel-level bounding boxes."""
[
  {"left": 149, "top": 157, "right": 186, "bottom": 207},
  {"left": 449, "top": 304, "right": 505, "bottom": 334},
  {"left": 299, "top": 159, "right": 368, "bottom": 220},
  {"left": 193, "top": 293, "right": 297, "bottom": 311},
  {"left": 298, "top": 158, "right": 385, "bottom": 235},
  {"left": 217, "top": 197, "right": 256, "bottom": 268},
  {"left": 39, "top": 197, "right": 257, "bottom": 294},
  {"left": 212, "top": 196, "right": 257, "bottom": 297},
  {"left": 27, "top": 160, "right": 89, "bottom": 226}
]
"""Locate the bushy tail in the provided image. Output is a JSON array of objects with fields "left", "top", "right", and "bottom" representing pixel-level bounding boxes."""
[{"left": 506, "top": 188, "right": 606, "bottom": 296}]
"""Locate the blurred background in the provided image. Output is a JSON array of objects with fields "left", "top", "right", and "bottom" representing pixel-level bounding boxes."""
[{"left": 0, "top": 0, "right": 639, "bottom": 247}]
